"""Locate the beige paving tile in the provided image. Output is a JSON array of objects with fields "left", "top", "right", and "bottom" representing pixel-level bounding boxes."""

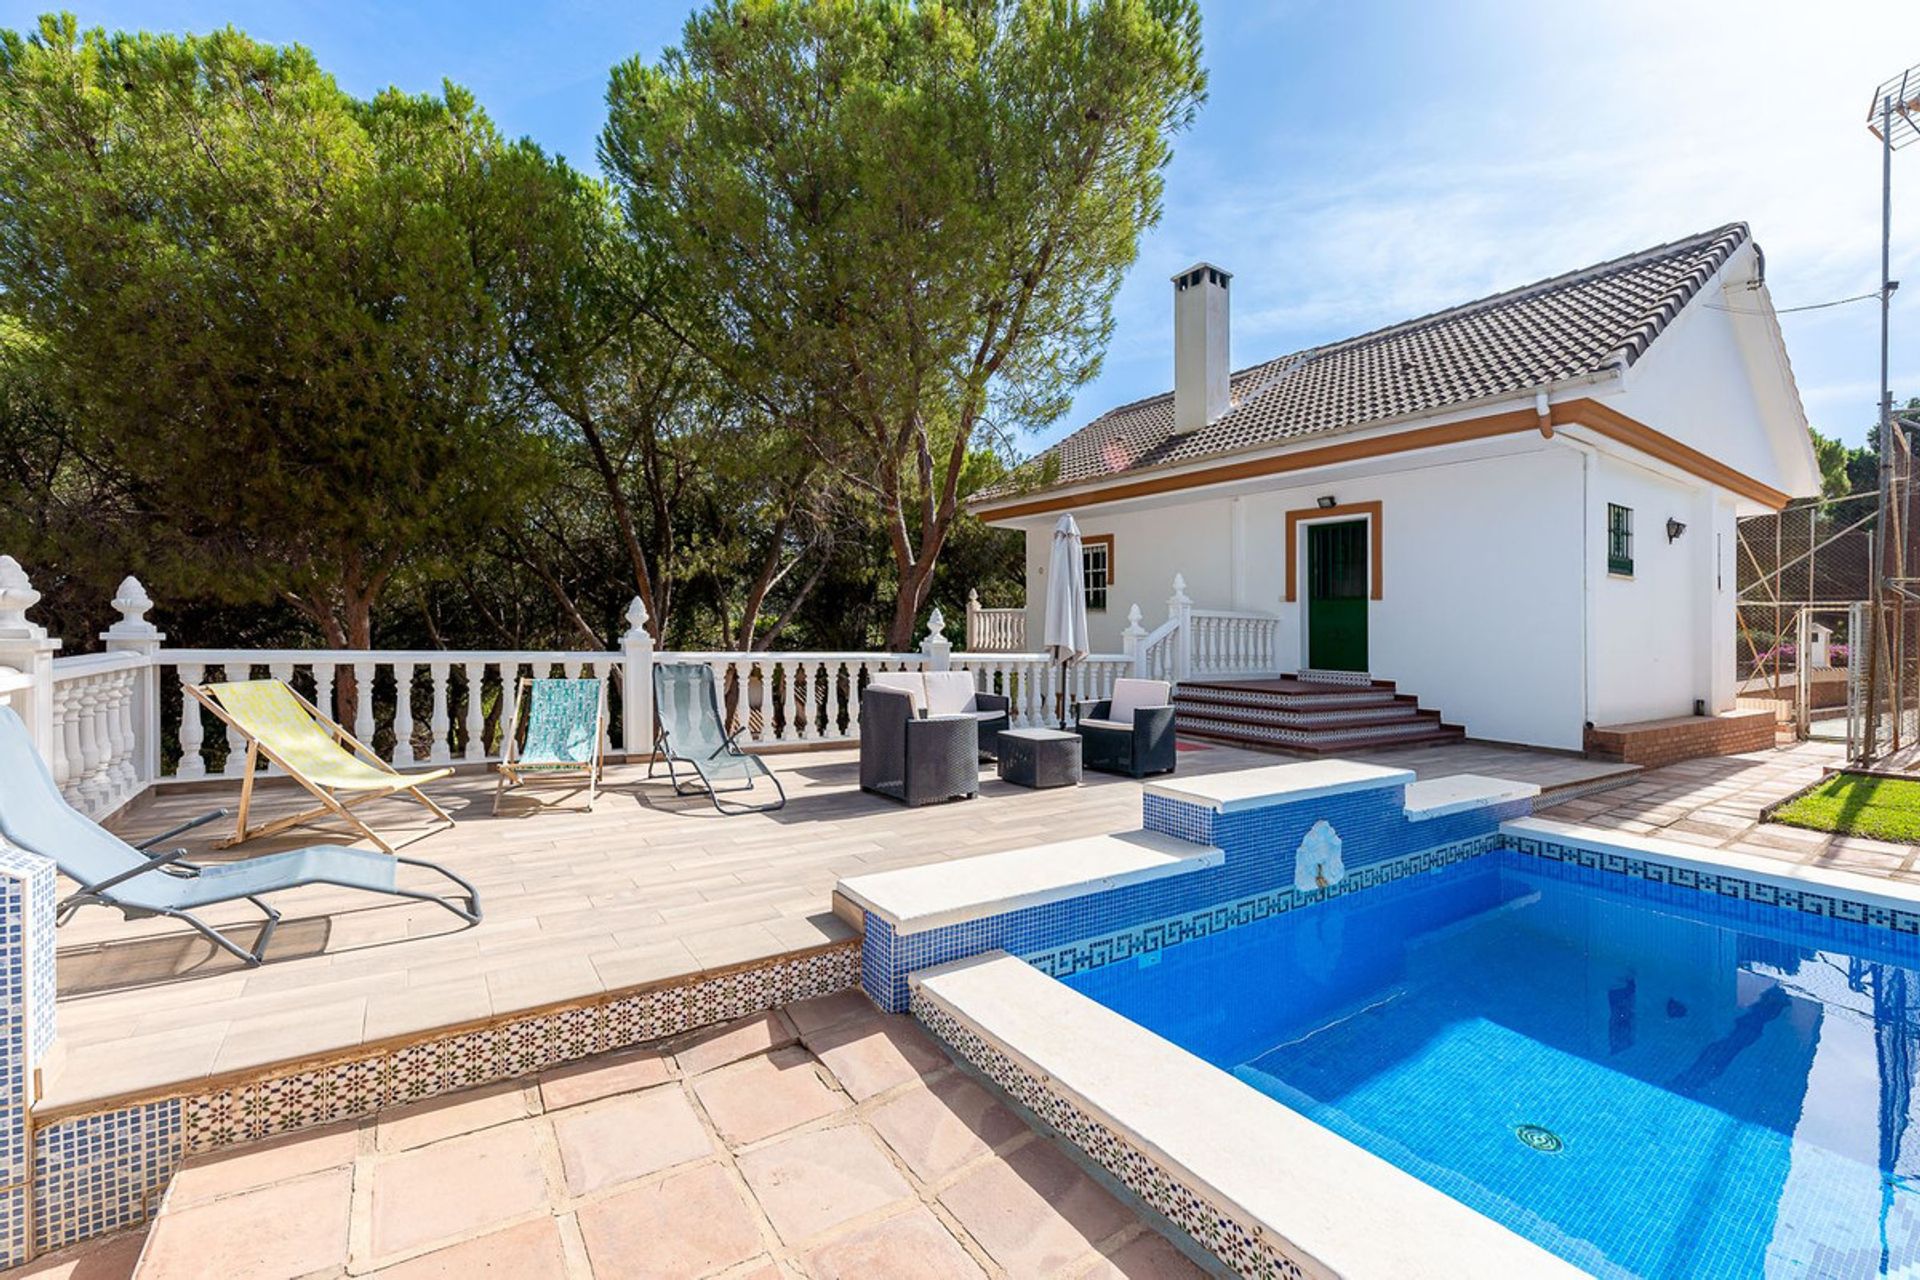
[
  {"left": 367, "top": 1217, "right": 570, "bottom": 1279},
  {"left": 805, "top": 1014, "right": 950, "bottom": 1102},
  {"left": 376, "top": 1082, "right": 536, "bottom": 1152},
  {"left": 866, "top": 1075, "right": 1028, "bottom": 1182},
  {"left": 691, "top": 1047, "right": 852, "bottom": 1147},
  {"left": 672, "top": 1009, "right": 799, "bottom": 1076},
  {"left": 574, "top": 1162, "right": 764, "bottom": 1280},
  {"left": 735, "top": 1124, "right": 914, "bottom": 1246},
  {"left": 166, "top": 1121, "right": 360, "bottom": 1208},
  {"left": 367, "top": 1123, "right": 550, "bottom": 1260},
  {"left": 800, "top": 1206, "right": 986, "bottom": 1279},
  {"left": 138, "top": 1168, "right": 351, "bottom": 1280},
  {"left": 551, "top": 1085, "right": 714, "bottom": 1196},
  {"left": 537, "top": 1047, "right": 675, "bottom": 1111},
  {"left": 785, "top": 990, "right": 879, "bottom": 1037},
  {"left": 939, "top": 1139, "right": 1133, "bottom": 1275}
]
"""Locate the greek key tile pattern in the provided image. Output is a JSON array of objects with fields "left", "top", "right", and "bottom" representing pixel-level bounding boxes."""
[{"left": 914, "top": 993, "right": 1307, "bottom": 1280}]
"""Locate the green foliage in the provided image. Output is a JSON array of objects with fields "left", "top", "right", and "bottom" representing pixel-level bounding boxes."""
[
  {"left": 0, "top": 15, "right": 555, "bottom": 643},
  {"left": 1770, "top": 772, "right": 1920, "bottom": 844},
  {"left": 603, "top": 0, "right": 1205, "bottom": 646}
]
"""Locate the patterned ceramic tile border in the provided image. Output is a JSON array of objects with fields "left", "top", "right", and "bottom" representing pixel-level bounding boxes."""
[
  {"left": 913, "top": 991, "right": 1306, "bottom": 1280},
  {"left": 1025, "top": 831, "right": 1504, "bottom": 981},
  {"left": 0, "top": 845, "right": 58, "bottom": 1270},
  {"left": 23, "top": 941, "right": 858, "bottom": 1258}
]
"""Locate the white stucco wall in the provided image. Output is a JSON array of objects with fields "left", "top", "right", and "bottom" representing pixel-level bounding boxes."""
[
  {"left": 1611, "top": 242, "right": 1819, "bottom": 507},
  {"left": 1583, "top": 451, "right": 1736, "bottom": 726},
  {"left": 1015, "top": 440, "right": 1594, "bottom": 749}
]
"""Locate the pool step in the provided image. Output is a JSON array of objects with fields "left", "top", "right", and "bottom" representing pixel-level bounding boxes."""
[{"left": 1173, "top": 675, "right": 1464, "bottom": 755}]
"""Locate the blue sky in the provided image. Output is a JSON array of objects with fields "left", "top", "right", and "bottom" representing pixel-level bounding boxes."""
[{"left": 9, "top": 1, "right": 1920, "bottom": 452}]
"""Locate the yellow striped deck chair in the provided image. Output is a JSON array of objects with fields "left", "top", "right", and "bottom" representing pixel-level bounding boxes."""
[{"left": 184, "top": 678, "right": 455, "bottom": 854}]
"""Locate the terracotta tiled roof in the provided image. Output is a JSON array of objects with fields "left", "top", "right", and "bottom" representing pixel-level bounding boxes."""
[{"left": 981, "top": 223, "right": 1750, "bottom": 503}]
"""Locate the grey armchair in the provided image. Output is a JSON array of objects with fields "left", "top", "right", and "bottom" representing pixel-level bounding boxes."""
[
  {"left": 860, "top": 686, "right": 981, "bottom": 806},
  {"left": 1074, "top": 678, "right": 1177, "bottom": 779}
]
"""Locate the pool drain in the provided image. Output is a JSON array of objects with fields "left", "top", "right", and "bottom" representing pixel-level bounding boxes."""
[{"left": 1514, "top": 1123, "right": 1564, "bottom": 1154}]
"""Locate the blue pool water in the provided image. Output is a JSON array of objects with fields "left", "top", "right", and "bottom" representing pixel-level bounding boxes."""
[{"left": 1060, "top": 850, "right": 1920, "bottom": 1279}]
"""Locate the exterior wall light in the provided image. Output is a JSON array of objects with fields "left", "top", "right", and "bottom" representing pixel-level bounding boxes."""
[
  {"left": 1316, "top": 495, "right": 1337, "bottom": 509},
  {"left": 1666, "top": 518, "right": 1687, "bottom": 542}
]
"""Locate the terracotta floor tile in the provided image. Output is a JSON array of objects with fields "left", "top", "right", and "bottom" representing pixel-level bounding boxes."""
[
  {"left": 938, "top": 1140, "right": 1132, "bottom": 1275},
  {"left": 1077, "top": 1230, "right": 1209, "bottom": 1278},
  {"left": 671, "top": 1009, "right": 798, "bottom": 1076},
  {"left": 137, "top": 1168, "right": 351, "bottom": 1280},
  {"left": 575, "top": 1163, "right": 764, "bottom": 1280},
  {"left": 691, "top": 1047, "right": 851, "bottom": 1147},
  {"left": 784, "top": 990, "right": 876, "bottom": 1037},
  {"left": 14, "top": 1228, "right": 146, "bottom": 1279},
  {"left": 366, "top": 1217, "right": 569, "bottom": 1279},
  {"left": 368, "top": 1123, "right": 550, "bottom": 1259},
  {"left": 552, "top": 1085, "right": 713, "bottom": 1195},
  {"left": 800, "top": 1207, "right": 986, "bottom": 1280},
  {"left": 165, "top": 1122, "right": 359, "bottom": 1207},
  {"left": 804, "top": 1016, "right": 950, "bottom": 1102},
  {"left": 866, "top": 1075, "right": 1027, "bottom": 1183},
  {"left": 735, "top": 1125, "right": 913, "bottom": 1246},
  {"left": 538, "top": 1049, "right": 674, "bottom": 1111},
  {"left": 377, "top": 1082, "right": 536, "bottom": 1152}
]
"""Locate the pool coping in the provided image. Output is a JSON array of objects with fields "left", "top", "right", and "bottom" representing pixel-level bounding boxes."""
[
  {"left": 1504, "top": 815, "right": 1920, "bottom": 914},
  {"left": 913, "top": 951, "right": 1582, "bottom": 1280},
  {"left": 1143, "top": 759, "right": 1413, "bottom": 814},
  {"left": 836, "top": 829, "right": 1223, "bottom": 935}
]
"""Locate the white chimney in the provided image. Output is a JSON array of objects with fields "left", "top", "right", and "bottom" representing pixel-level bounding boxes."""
[{"left": 1172, "top": 262, "right": 1231, "bottom": 435}]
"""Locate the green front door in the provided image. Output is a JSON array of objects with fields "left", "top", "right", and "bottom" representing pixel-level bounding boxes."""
[{"left": 1307, "top": 519, "right": 1369, "bottom": 672}]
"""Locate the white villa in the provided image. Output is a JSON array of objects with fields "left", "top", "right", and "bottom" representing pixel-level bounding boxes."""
[{"left": 971, "top": 223, "right": 1821, "bottom": 755}]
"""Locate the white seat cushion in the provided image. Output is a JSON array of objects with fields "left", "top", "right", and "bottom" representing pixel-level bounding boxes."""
[
  {"left": 922, "top": 671, "right": 982, "bottom": 716},
  {"left": 867, "top": 672, "right": 928, "bottom": 716},
  {"left": 1077, "top": 717, "right": 1133, "bottom": 732},
  {"left": 1108, "top": 678, "right": 1171, "bottom": 726}
]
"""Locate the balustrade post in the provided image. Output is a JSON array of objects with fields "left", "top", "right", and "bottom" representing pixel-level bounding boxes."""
[
  {"left": 620, "top": 597, "right": 655, "bottom": 757},
  {"left": 1121, "top": 604, "right": 1148, "bottom": 678},
  {"left": 920, "top": 607, "right": 952, "bottom": 672},
  {"left": 101, "top": 575, "right": 163, "bottom": 789},
  {"left": 965, "top": 589, "right": 981, "bottom": 651},
  {"left": 1167, "top": 573, "right": 1194, "bottom": 683},
  {"left": 0, "top": 556, "right": 61, "bottom": 765}
]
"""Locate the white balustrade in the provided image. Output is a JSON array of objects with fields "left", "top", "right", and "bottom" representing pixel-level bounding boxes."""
[
  {"left": 47, "top": 652, "right": 147, "bottom": 818},
  {"left": 964, "top": 589, "right": 1028, "bottom": 652}
]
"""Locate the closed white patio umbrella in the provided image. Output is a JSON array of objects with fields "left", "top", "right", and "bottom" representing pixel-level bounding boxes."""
[{"left": 1043, "top": 514, "right": 1091, "bottom": 728}]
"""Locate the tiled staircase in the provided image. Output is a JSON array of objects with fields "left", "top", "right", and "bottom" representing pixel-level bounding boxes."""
[{"left": 1172, "top": 675, "right": 1464, "bottom": 754}]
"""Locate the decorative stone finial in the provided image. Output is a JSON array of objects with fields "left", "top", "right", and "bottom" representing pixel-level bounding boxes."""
[
  {"left": 967, "top": 587, "right": 980, "bottom": 605},
  {"left": 1123, "top": 603, "right": 1146, "bottom": 637},
  {"left": 0, "top": 556, "right": 46, "bottom": 640},
  {"left": 1168, "top": 572, "right": 1191, "bottom": 608},
  {"left": 624, "top": 595, "right": 651, "bottom": 637},
  {"left": 924, "top": 606, "right": 947, "bottom": 643}
]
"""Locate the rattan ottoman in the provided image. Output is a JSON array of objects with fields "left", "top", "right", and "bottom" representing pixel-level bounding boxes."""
[{"left": 994, "top": 728, "right": 1083, "bottom": 789}]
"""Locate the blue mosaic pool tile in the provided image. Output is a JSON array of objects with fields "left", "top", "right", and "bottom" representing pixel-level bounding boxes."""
[
  {"left": 32, "top": 1100, "right": 183, "bottom": 1253},
  {"left": 860, "top": 780, "right": 1532, "bottom": 1011}
]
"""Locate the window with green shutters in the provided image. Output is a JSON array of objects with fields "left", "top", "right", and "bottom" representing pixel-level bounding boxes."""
[{"left": 1607, "top": 503, "right": 1634, "bottom": 576}]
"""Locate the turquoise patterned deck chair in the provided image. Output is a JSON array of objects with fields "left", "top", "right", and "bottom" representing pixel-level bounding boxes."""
[
  {"left": 494, "top": 676, "right": 607, "bottom": 814},
  {"left": 0, "top": 707, "right": 479, "bottom": 967},
  {"left": 649, "top": 663, "right": 786, "bottom": 814}
]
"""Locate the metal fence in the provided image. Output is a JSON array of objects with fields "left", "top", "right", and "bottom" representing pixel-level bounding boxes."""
[{"left": 1736, "top": 492, "right": 1874, "bottom": 743}]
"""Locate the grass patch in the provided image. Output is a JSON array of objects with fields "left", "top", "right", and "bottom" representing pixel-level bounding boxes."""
[{"left": 1770, "top": 772, "right": 1920, "bottom": 843}]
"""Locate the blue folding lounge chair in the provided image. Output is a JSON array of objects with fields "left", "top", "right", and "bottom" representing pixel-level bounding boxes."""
[
  {"left": 648, "top": 662, "right": 787, "bottom": 814},
  {"left": 0, "top": 707, "right": 481, "bottom": 967}
]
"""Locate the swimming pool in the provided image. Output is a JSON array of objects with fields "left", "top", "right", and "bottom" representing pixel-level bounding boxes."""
[{"left": 1060, "top": 848, "right": 1920, "bottom": 1279}]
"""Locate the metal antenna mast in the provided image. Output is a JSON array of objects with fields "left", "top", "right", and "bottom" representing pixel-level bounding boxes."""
[{"left": 1864, "top": 67, "right": 1920, "bottom": 758}]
